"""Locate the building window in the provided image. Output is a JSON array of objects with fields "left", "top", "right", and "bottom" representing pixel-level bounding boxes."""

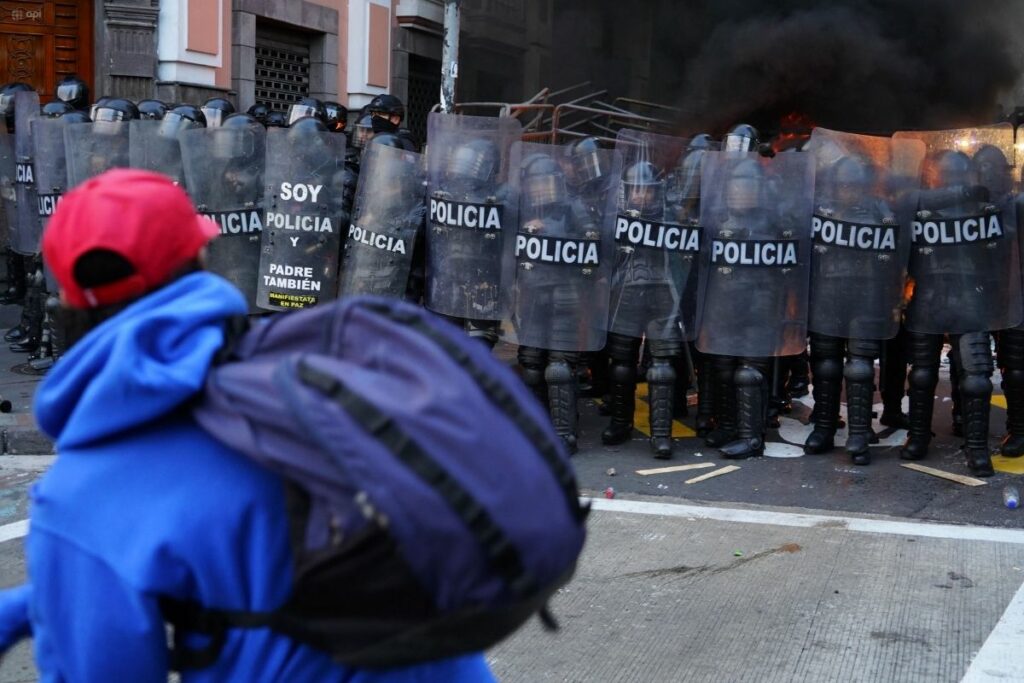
[{"left": 254, "top": 24, "right": 311, "bottom": 113}]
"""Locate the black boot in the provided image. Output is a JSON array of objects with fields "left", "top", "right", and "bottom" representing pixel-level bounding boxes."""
[
  {"left": 705, "top": 356, "right": 737, "bottom": 447},
  {"left": 721, "top": 361, "right": 766, "bottom": 459},
  {"left": 845, "top": 339, "right": 881, "bottom": 466},
  {"left": 949, "top": 347, "right": 963, "bottom": 438},
  {"left": 880, "top": 328, "right": 909, "bottom": 428},
  {"left": 695, "top": 349, "right": 715, "bottom": 438},
  {"left": 672, "top": 354, "right": 689, "bottom": 419},
  {"left": 546, "top": 355, "right": 579, "bottom": 455},
  {"left": 602, "top": 334, "right": 640, "bottom": 445},
  {"left": 958, "top": 333, "right": 995, "bottom": 477},
  {"left": 786, "top": 350, "right": 810, "bottom": 398},
  {"left": 805, "top": 335, "right": 843, "bottom": 454},
  {"left": 901, "top": 333, "right": 941, "bottom": 461},
  {"left": 4, "top": 325, "right": 27, "bottom": 343},
  {"left": 0, "top": 251, "right": 25, "bottom": 305},
  {"left": 648, "top": 349, "right": 677, "bottom": 459}
]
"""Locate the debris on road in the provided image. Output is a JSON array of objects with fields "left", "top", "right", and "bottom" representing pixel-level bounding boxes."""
[
  {"left": 636, "top": 462, "right": 715, "bottom": 476},
  {"left": 606, "top": 467, "right": 617, "bottom": 477},
  {"left": 900, "top": 463, "right": 988, "bottom": 487},
  {"left": 604, "top": 487, "right": 615, "bottom": 499},
  {"left": 1004, "top": 486, "right": 1020, "bottom": 510},
  {"left": 685, "top": 465, "right": 741, "bottom": 485}
]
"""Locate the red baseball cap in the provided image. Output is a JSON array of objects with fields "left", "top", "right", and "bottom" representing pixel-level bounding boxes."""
[{"left": 43, "top": 169, "right": 220, "bottom": 309}]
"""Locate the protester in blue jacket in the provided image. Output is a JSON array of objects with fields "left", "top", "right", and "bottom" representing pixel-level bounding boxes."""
[{"left": 0, "top": 169, "right": 495, "bottom": 682}]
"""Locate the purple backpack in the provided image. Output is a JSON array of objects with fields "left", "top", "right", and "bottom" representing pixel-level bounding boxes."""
[{"left": 167, "top": 296, "right": 588, "bottom": 669}]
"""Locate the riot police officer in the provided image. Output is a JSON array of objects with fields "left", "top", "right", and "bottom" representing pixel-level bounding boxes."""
[
  {"left": 54, "top": 75, "right": 89, "bottom": 112},
  {"left": 201, "top": 97, "right": 235, "bottom": 128}
]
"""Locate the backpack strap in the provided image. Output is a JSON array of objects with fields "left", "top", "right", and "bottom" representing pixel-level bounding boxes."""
[
  {"left": 160, "top": 597, "right": 273, "bottom": 671},
  {"left": 297, "top": 361, "right": 540, "bottom": 599},
  {"left": 363, "top": 303, "right": 589, "bottom": 525}
]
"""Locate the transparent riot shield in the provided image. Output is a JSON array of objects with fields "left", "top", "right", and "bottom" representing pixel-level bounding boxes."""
[
  {"left": 129, "top": 119, "right": 194, "bottom": 185},
  {"left": 32, "top": 119, "right": 71, "bottom": 228},
  {"left": 804, "top": 128, "right": 925, "bottom": 340},
  {"left": 181, "top": 121, "right": 266, "bottom": 310},
  {"left": 12, "top": 91, "right": 40, "bottom": 255},
  {"left": 893, "top": 124, "right": 1022, "bottom": 334},
  {"left": 0, "top": 131, "right": 16, "bottom": 249},
  {"left": 498, "top": 141, "right": 620, "bottom": 352},
  {"left": 696, "top": 152, "right": 815, "bottom": 357},
  {"left": 424, "top": 112, "right": 523, "bottom": 320},
  {"left": 65, "top": 120, "right": 131, "bottom": 189},
  {"left": 256, "top": 127, "right": 346, "bottom": 311},
  {"left": 337, "top": 143, "right": 425, "bottom": 298},
  {"left": 607, "top": 130, "right": 703, "bottom": 343}
]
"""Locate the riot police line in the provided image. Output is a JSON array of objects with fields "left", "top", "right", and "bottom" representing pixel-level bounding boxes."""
[{"left": 2, "top": 77, "right": 1022, "bottom": 479}]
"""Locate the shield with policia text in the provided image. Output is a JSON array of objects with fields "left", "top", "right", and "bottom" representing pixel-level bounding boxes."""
[
  {"left": 607, "top": 129, "right": 704, "bottom": 343},
  {"left": 804, "top": 128, "right": 925, "bottom": 340},
  {"left": 31, "top": 117, "right": 73, "bottom": 290},
  {"left": 337, "top": 142, "right": 426, "bottom": 298},
  {"left": 13, "top": 91, "right": 40, "bottom": 255},
  {"left": 256, "top": 126, "right": 346, "bottom": 311},
  {"left": 424, "top": 112, "right": 523, "bottom": 320},
  {"left": 499, "top": 141, "right": 619, "bottom": 352},
  {"left": 696, "top": 152, "right": 815, "bottom": 358},
  {"left": 893, "top": 124, "right": 1022, "bottom": 334},
  {"left": 181, "top": 119, "right": 266, "bottom": 310},
  {"left": 0, "top": 131, "right": 16, "bottom": 249},
  {"left": 65, "top": 120, "right": 131, "bottom": 189},
  {"left": 129, "top": 118, "right": 196, "bottom": 185}
]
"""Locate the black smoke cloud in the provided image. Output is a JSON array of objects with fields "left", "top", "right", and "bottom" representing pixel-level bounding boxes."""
[{"left": 554, "top": 0, "right": 1023, "bottom": 135}]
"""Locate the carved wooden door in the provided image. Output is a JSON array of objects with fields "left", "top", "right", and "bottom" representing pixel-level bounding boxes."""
[{"left": 0, "top": 1, "right": 93, "bottom": 98}]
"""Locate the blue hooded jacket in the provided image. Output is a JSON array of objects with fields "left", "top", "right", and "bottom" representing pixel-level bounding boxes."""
[{"left": 0, "top": 272, "right": 495, "bottom": 682}]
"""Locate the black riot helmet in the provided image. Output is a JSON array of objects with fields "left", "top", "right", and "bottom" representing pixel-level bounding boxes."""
[
  {"left": 564, "top": 136, "right": 610, "bottom": 187},
  {"left": 287, "top": 97, "right": 327, "bottom": 127},
  {"left": 265, "top": 110, "right": 288, "bottom": 128},
  {"left": 55, "top": 75, "right": 90, "bottom": 110},
  {"left": 723, "top": 123, "right": 760, "bottom": 153},
  {"left": 1, "top": 83, "right": 33, "bottom": 131},
  {"left": 200, "top": 97, "right": 235, "bottom": 128},
  {"left": 973, "top": 144, "right": 1013, "bottom": 198},
  {"left": 832, "top": 155, "right": 875, "bottom": 206},
  {"left": 622, "top": 160, "right": 664, "bottom": 218},
  {"left": 212, "top": 114, "right": 259, "bottom": 161},
  {"left": 288, "top": 116, "right": 330, "bottom": 165},
  {"left": 324, "top": 101, "right": 348, "bottom": 132},
  {"left": 725, "top": 158, "right": 765, "bottom": 215},
  {"left": 92, "top": 98, "right": 140, "bottom": 123},
  {"left": 137, "top": 99, "right": 169, "bottom": 120},
  {"left": 159, "top": 104, "right": 207, "bottom": 137},
  {"left": 42, "top": 100, "right": 75, "bottom": 119},
  {"left": 246, "top": 103, "right": 270, "bottom": 126},
  {"left": 932, "top": 150, "right": 973, "bottom": 189},
  {"left": 88, "top": 96, "right": 113, "bottom": 121},
  {"left": 368, "top": 94, "right": 405, "bottom": 121},
  {"left": 688, "top": 133, "right": 715, "bottom": 151},
  {"left": 446, "top": 138, "right": 500, "bottom": 190},
  {"left": 521, "top": 154, "right": 567, "bottom": 216},
  {"left": 352, "top": 113, "right": 374, "bottom": 149}
]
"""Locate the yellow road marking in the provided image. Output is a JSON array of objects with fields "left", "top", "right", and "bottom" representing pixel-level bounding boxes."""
[{"left": 633, "top": 383, "right": 697, "bottom": 438}]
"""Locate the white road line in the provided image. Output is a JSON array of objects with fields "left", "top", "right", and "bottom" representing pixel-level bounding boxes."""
[
  {"left": 961, "top": 577, "right": 1024, "bottom": 682},
  {"left": 0, "top": 519, "right": 28, "bottom": 544},
  {"left": 587, "top": 497, "right": 1024, "bottom": 545}
]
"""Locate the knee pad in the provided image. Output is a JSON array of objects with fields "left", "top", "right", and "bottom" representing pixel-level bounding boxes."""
[
  {"left": 908, "top": 365, "right": 937, "bottom": 391},
  {"left": 844, "top": 357, "right": 874, "bottom": 384},
  {"left": 814, "top": 356, "right": 843, "bottom": 382},
  {"left": 734, "top": 365, "right": 764, "bottom": 389},
  {"left": 959, "top": 373, "right": 992, "bottom": 399},
  {"left": 545, "top": 359, "right": 573, "bottom": 385},
  {"left": 647, "top": 359, "right": 676, "bottom": 385}
]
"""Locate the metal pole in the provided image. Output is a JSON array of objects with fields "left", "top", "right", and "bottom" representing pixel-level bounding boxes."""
[{"left": 441, "top": 0, "right": 461, "bottom": 114}]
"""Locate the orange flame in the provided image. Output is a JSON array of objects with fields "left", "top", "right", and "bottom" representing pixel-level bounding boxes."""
[{"left": 772, "top": 111, "right": 816, "bottom": 153}]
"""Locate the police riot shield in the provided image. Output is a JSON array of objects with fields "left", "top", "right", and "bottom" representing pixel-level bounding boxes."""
[
  {"left": 607, "top": 130, "right": 703, "bottom": 342},
  {"left": 13, "top": 91, "right": 40, "bottom": 255},
  {"left": 804, "top": 128, "right": 925, "bottom": 340},
  {"left": 696, "top": 152, "right": 814, "bottom": 357},
  {"left": 32, "top": 119, "right": 71, "bottom": 228},
  {"left": 65, "top": 120, "right": 131, "bottom": 189},
  {"left": 181, "top": 121, "right": 266, "bottom": 310},
  {"left": 893, "top": 124, "right": 1022, "bottom": 334},
  {"left": 129, "top": 119, "right": 193, "bottom": 185},
  {"left": 337, "top": 143, "right": 425, "bottom": 298},
  {"left": 256, "top": 127, "right": 346, "bottom": 311},
  {"left": 499, "top": 141, "right": 620, "bottom": 352},
  {"left": 424, "top": 112, "right": 523, "bottom": 320},
  {"left": 0, "top": 131, "right": 16, "bottom": 248}
]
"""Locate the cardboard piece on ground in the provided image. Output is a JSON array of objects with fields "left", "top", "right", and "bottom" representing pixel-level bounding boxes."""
[
  {"left": 636, "top": 463, "right": 716, "bottom": 476},
  {"left": 685, "top": 465, "right": 741, "bottom": 485},
  {"left": 900, "top": 462, "right": 988, "bottom": 487}
]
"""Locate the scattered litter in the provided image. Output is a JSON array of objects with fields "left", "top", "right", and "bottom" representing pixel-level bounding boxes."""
[
  {"left": 901, "top": 463, "right": 987, "bottom": 487},
  {"left": 694, "top": 451, "right": 704, "bottom": 458},
  {"left": 657, "top": 484, "right": 669, "bottom": 490},
  {"left": 685, "top": 465, "right": 741, "bottom": 485},
  {"left": 733, "top": 551, "right": 743, "bottom": 557},
  {"left": 606, "top": 467, "right": 617, "bottom": 477},
  {"left": 1004, "top": 485, "right": 1020, "bottom": 510},
  {"left": 604, "top": 487, "right": 615, "bottom": 499},
  {"left": 636, "top": 462, "right": 715, "bottom": 476}
]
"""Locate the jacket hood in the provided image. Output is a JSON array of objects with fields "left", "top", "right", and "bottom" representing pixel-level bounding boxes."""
[{"left": 35, "top": 272, "right": 247, "bottom": 449}]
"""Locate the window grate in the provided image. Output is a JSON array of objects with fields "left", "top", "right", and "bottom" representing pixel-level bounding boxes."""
[
  {"left": 407, "top": 56, "right": 441, "bottom": 147},
  {"left": 254, "top": 43, "right": 310, "bottom": 113}
]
